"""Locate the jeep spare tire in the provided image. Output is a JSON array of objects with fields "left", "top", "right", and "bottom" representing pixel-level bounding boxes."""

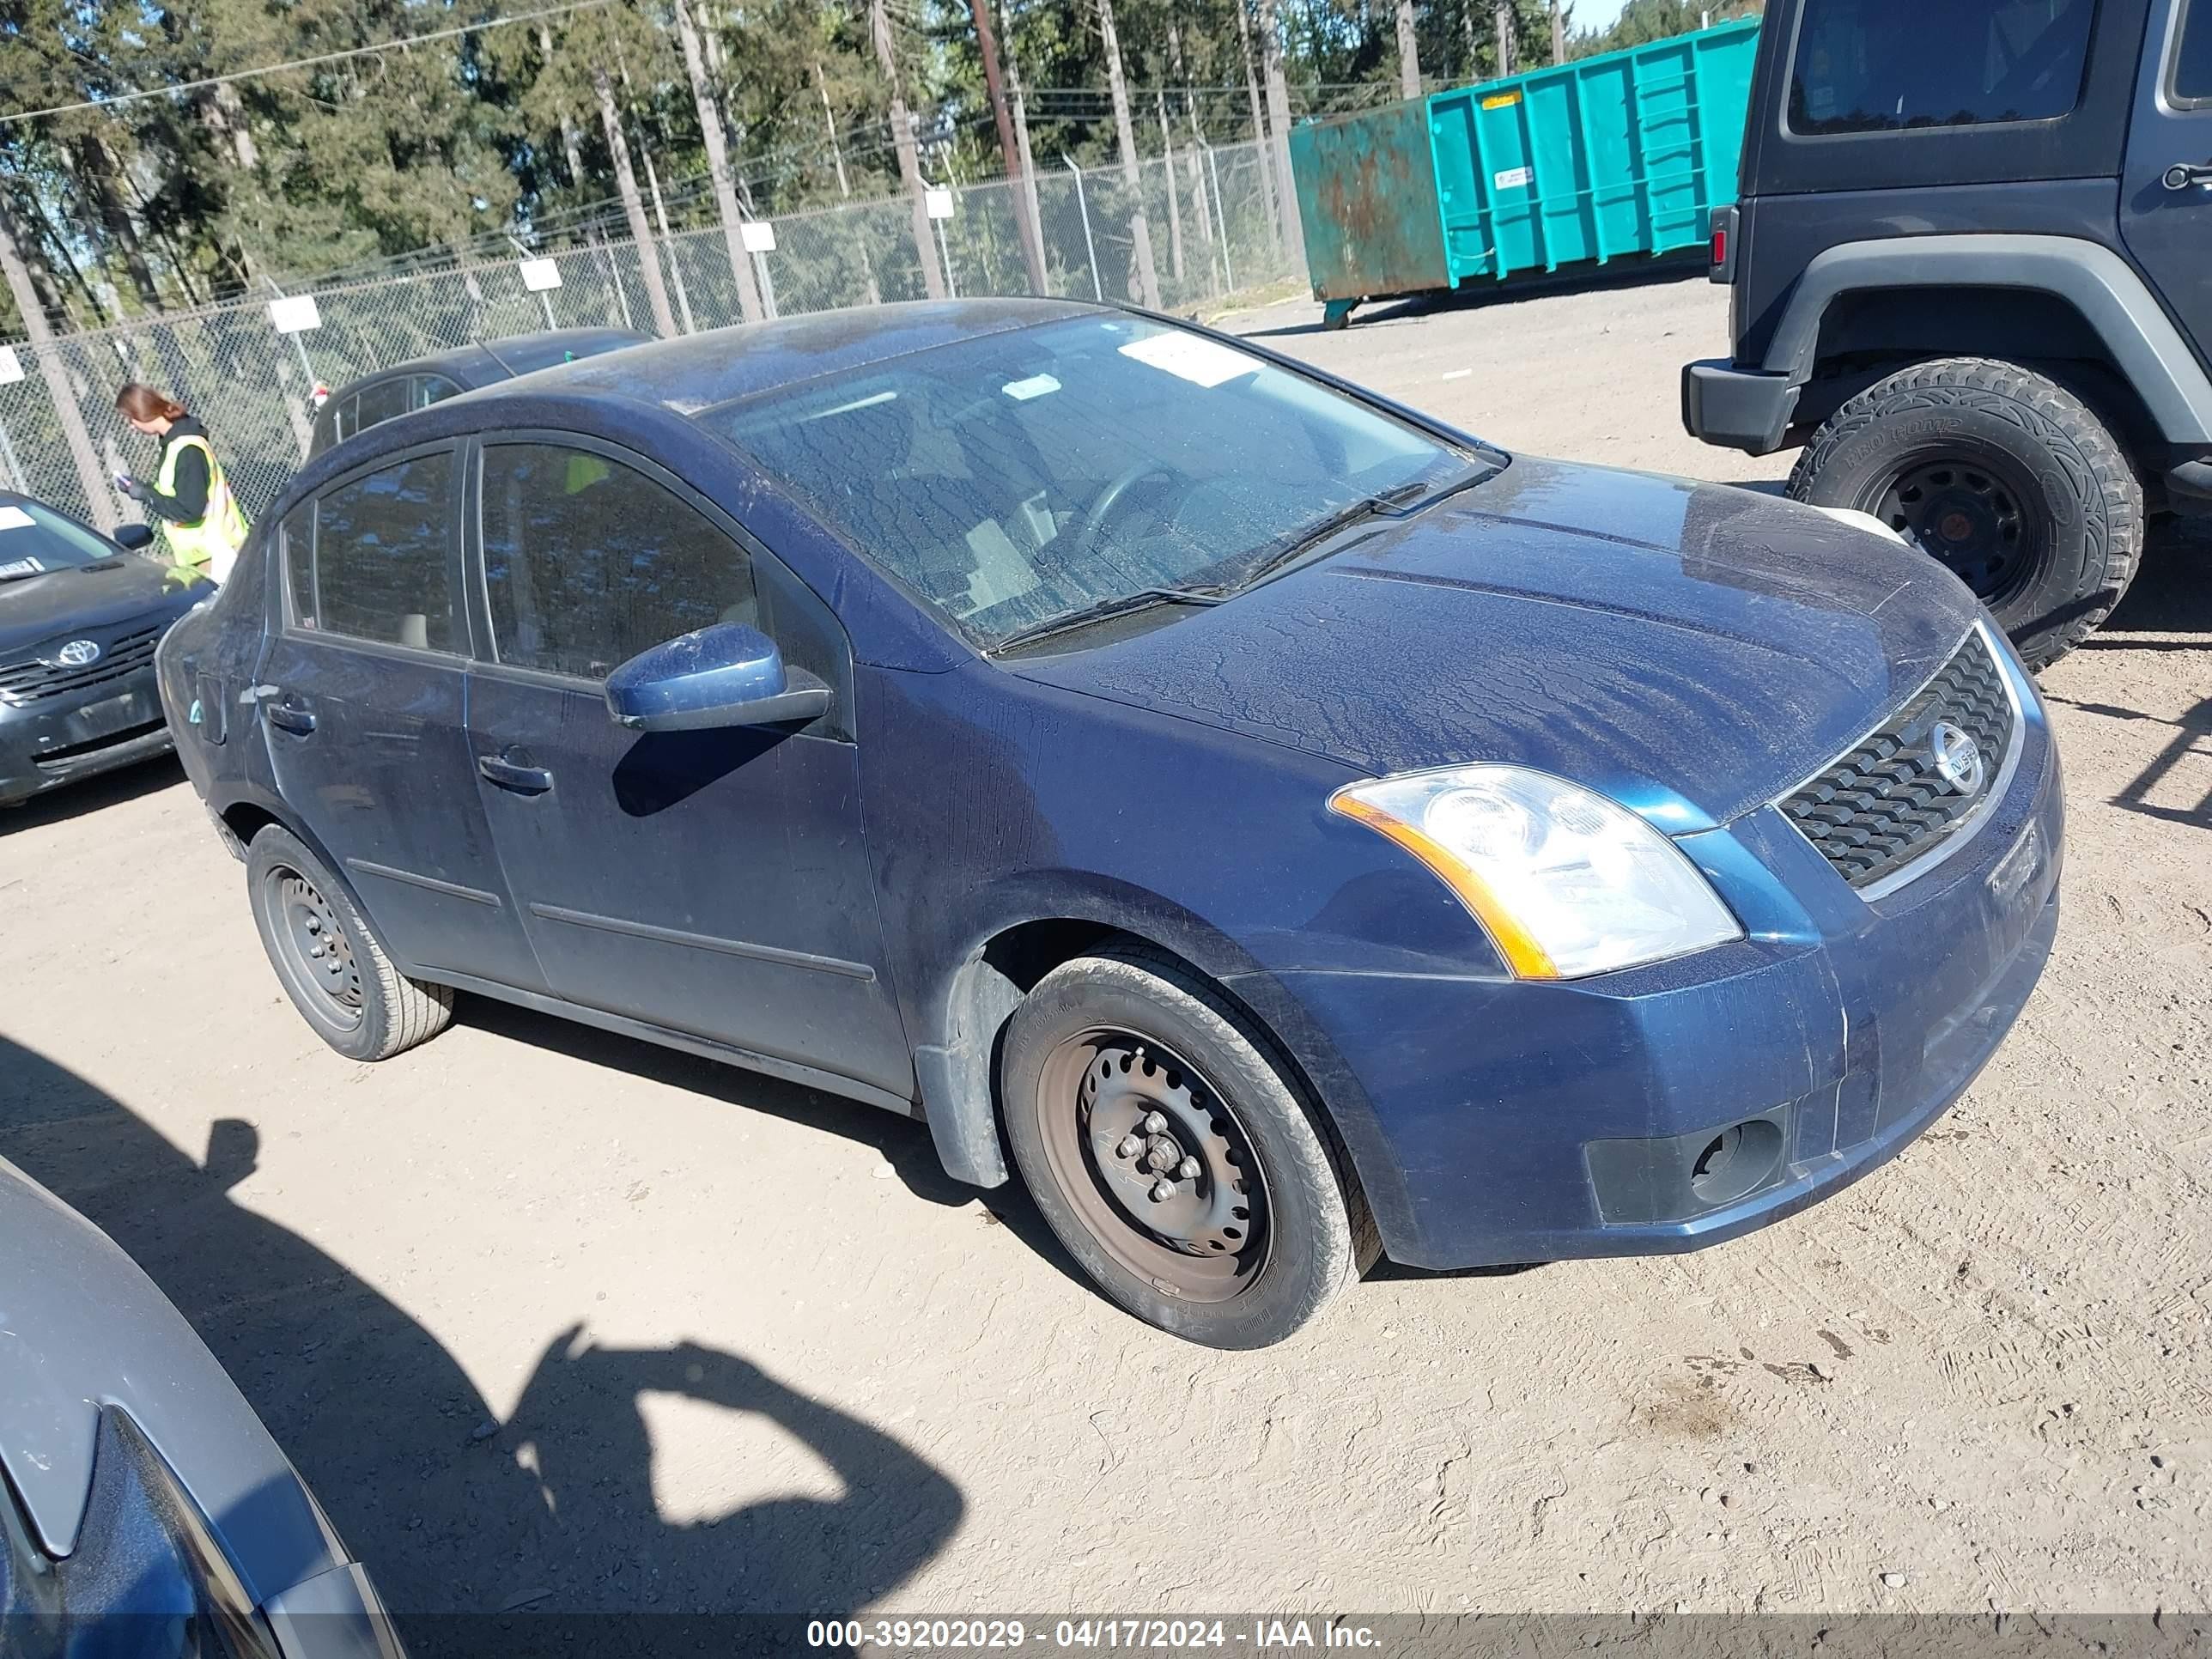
[{"left": 1787, "top": 356, "right": 2142, "bottom": 669}]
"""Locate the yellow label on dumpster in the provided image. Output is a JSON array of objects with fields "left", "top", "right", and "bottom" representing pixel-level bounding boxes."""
[{"left": 1480, "top": 90, "right": 1522, "bottom": 109}]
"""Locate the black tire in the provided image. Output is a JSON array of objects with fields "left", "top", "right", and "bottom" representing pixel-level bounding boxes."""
[
  {"left": 1000, "top": 945, "right": 1375, "bottom": 1349},
  {"left": 246, "top": 824, "right": 453, "bottom": 1061},
  {"left": 1786, "top": 356, "right": 2142, "bottom": 669}
]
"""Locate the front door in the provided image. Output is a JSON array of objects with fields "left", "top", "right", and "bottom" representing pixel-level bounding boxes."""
[
  {"left": 461, "top": 438, "right": 912, "bottom": 1101},
  {"left": 2122, "top": 0, "right": 2212, "bottom": 369},
  {"left": 259, "top": 447, "right": 545, "bottom": 991}
]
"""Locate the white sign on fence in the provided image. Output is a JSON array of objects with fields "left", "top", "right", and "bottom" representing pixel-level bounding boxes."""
[
  {"left": 740, "top": 220, "right": 777, "bottom": 253},
  {"left": 0, "top": 346, "right": 21, "bottom": 386},
  {"left": 267, "top": 295, "right": 322, "bottom": 333},
  {"left": 519, "top": 258, "right": 563, "bottom": 293},
  {"left": 925, "top": 186, "right": 955, "bottom": 221}
]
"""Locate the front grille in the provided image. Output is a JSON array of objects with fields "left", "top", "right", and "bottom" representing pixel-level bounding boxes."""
[
  {"left": 0, "top": 623, "right": 161, "bottom": 707},
  {"left": 1780, "top": 629, "right": 2016, "bottom": 891}
]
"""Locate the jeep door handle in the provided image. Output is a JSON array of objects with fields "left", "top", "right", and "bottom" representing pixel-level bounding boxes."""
[
  {"left": 477, "top": 750, "right": 554, "bottom": 794},
  {"left": 2163, "top": 161, "right": 2212, "bottom": 191}
]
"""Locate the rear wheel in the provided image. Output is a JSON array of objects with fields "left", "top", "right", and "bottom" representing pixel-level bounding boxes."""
[
  {"left": 1787, "top": 356, "right": 2142, "bottom": 668},
  {"left": 246, "top": 824, "right": 453, "bottom": 1061},
  {"left": 1000, "top": 945, "right": 1370, "bottom": 1348}
]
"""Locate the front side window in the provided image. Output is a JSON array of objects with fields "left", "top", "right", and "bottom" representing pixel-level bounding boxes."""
[
  {"left": 1789, "top": 0, "right": 2099, "bottom": 134},
  {"left": 2178, "top": 0, "right": 2212, "bottom": 103},
  {"left": 480, "top": 444, "right": 757, "bottom": 680},
  {"left": 301, "top": 453, "right": 456, "bottom": 651},
  {"left": 704, "top": 316, "right": 1470, "bottom": 648}
]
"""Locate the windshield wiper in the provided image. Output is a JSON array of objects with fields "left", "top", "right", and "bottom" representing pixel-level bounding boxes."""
[
  {"left": 1236, "top": 465, "right": 1496, "bottom": 593},
  {"left": 989, "top": 585, "right": 1227, "bottom": 654}
]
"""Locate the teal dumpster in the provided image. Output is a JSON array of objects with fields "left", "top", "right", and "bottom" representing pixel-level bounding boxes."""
[{"left": 1288, "top": 18, "right": 1760, "bottom": 328}]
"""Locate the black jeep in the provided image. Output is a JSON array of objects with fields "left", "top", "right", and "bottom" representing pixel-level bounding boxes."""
[{"left": 1682, "top": 0, "right": 2211, "bottom": 666}]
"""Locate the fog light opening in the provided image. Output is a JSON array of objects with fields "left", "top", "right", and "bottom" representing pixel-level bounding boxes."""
[{"left": 1688, "top": 1118, "right": 1784, "bottom": 1207}]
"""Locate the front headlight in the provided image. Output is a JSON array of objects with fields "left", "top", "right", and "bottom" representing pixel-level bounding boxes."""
[{"left": 1328, "top": 763, "right": 1742, "bottom": 979}]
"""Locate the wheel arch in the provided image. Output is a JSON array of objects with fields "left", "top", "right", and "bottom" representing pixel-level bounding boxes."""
[
  {"left": 211, "top": 787, "right": 374, "bottom": 922},
  {"left": 1764, "top": 235, "right": 2212, "bottom": 448},
  {"left": 910, "top": 886, "right": 1403, "bottom": 1251}
]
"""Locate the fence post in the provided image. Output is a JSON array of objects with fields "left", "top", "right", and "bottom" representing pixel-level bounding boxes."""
[
  {"left": 1066, "top": 159, "right": 1102, "bottom": 303},
  {"left": 1206, "top": 145, "right": 1237, "bottom": 292}
]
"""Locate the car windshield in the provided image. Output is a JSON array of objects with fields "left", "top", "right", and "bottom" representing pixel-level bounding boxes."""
[
  {"left": 704, "top": 315, "right": 1481, "bottom": 647},
  {"left": 0, "top": 501, "right": 121, "bottom": 581}
]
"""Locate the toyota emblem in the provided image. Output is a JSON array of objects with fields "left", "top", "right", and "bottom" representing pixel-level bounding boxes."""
[
  {"left": 52, "top": 638, "right": 100, "bottom": 668},
  {"left": 1929, "top": 720, "right": 1984, "bottom": 796}
]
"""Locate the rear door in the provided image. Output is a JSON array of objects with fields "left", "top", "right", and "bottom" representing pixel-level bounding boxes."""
[
  {"left": 258, "top": 444, "right": 545, "bottom": 990},
  {"left": 2122, "top": 0, "right": 2212, "bottom": 368},
  {"left": 461, "top": 437, "right": 912, "bottom": 1100}
]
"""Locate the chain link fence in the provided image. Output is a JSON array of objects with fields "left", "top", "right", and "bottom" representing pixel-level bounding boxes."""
[{"left": 0, "top": 137, "right": 1306, "bottom": 533}]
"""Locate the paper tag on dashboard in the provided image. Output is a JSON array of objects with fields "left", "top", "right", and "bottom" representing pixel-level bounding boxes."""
[
  {"left": 0, "top": 506, "right": 35, "bottom": 531},
  {"left": 0, "top": 556, "right": 42, "bottom": 579},
  {"left": 1117, "top": 332, "right": 1260, "bottom": 388}
]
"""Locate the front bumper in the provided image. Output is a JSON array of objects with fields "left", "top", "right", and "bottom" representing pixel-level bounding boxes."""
[
  {"left": 1281, "top": 650, "right": 2064, "bottom": 1271},
  {"left": 1681, "top": 358, "right": 1800, "bottom": 455},
  {"left": 0, "top": 666, "right": 173, "bottom": 805}
]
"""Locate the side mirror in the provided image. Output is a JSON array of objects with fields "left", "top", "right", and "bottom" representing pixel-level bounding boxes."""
[
  {"left": 112, "top": 523, "right": 155, "bottom": 552},
  {"left": 605, "top": 622, "right": 831, "bottom": 733}
]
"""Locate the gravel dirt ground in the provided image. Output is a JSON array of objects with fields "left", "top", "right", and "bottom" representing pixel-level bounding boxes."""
[{"left": 3, "top": 273, "right": 2209, "bottom": 1636}]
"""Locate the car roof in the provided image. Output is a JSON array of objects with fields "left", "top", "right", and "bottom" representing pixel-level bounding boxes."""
[
  {"left": 455, "top": 297, "right": 1109, "bottom": 415},
  {"left": 346, "top": 327, "right": 654, "bottom": 394}
]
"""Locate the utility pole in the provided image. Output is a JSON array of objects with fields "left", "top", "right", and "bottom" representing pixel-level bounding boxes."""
[
  {"left": 1551, "top": 0, "right": 1566, "bottom": 63},
  {"left": 1495, "top": 0, "right": 1516, "bottom": 76},
  {"left": 872, "top": 0, "right": 947, "bottom": 299},
  {"left": 671, "top": 0, "right": 764, "bottom": 323},
  {"left": 636, "top": 129, "right": 697, "bottom": 333},
  {"left": 1097, "top": 0, "right": 1162, "bottom": 308},
  {"left": 969, "top": 0, "right": 1047, "bottom": 291},
  {"left": 815, "top": 60, "right": 853, "bottom": 198},
  {"left": 1395, "top": 0, "right": 1421, "bottom": 100},
  {"left": 1169, "top": 22, "right": 1213, "bottom": 249},
  {"left": 1002, "top": 25, "right": 1046, "bottom": 284},
  {"left": 592, "top": 70, "right": 679, "bottom": 337},
  {"left": 1258, "top": 0, "right": 1303, "bottom": 260},
  {"left": 1156, "top": 91, "right": 1185, "bottom": 286}
]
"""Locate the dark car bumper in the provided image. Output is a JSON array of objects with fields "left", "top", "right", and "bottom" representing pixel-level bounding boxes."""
[
  {"left": 1280, "top": 641, "right": 2063, "bottom": 1271},
  {"left": 1681, "top": 358, "right": 1800, "bottom": 455},
  {"left": 0, "top": 667, "right": 173, "bottom": 805}
]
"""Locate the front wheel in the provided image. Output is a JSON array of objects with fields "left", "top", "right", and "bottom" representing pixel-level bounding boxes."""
[
  {"left": 1786, "top": 356, "right": 2142, "bottom": 669},
  {"left": 1000, "top": 946, "right": 1371, "bottom": 1348}
]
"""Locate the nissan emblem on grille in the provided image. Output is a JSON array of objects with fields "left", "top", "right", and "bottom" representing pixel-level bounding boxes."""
[
  {"left": 1929, "top": 721, "right": 1984, "bottom": 795},
  {"left": 52, "top": 639, "right": 100, "bottom": 667}
]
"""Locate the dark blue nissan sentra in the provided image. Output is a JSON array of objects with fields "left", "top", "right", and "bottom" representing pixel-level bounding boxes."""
[{"left": 155, "top": 300, "right": 2061, "bottom": 1348}]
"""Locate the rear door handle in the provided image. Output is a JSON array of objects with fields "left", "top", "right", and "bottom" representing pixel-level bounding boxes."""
[
  {"left": 477, "top": 750, "right": 554, "bottom": 794},
  {"left": 263, "top": 695, "right": 316, "bottom": 735}
]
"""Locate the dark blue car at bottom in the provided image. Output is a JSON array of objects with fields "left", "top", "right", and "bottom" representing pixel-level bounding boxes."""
[{"left": 155, "top": 299, "right": 2063, "bottom": 1348}]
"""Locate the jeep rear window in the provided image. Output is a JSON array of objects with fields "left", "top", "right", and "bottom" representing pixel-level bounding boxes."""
[
  {"left": 2178, "top": 0, "right": 2212, "bottom": 103},
  {"left": 1789, "top": 0, "right": 2099, "bottom": 134}
]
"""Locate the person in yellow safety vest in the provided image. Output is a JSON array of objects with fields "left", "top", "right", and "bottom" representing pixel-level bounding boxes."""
[{"left": 112, "top": 383, "right": 250, "bottom": 586}]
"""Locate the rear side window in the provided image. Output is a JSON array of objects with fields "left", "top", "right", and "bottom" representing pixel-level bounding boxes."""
[
  {"left": 415, "top": 374, "right": 464, "bottom": 409},
  {"left": 351, "top": 377, "right": 411, "bottom": 433},
  {"left": 2178, "top": 0, "right": 2212, "bottom": 103},
  {"left": 479, "top": 444, "right": 757, "bottom": 680},
  {"left": 1790, "top": 0, "right": 2099, "bottom": 133},
  {"left": 300, "top": 453, "right": 456, "bottom": 651},
  {"left": 281, "top": 503, "right": 313, "bottom": 620}
]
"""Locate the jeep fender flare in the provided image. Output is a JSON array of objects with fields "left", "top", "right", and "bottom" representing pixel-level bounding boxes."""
[{"left": 1762, "top": 234, "right": 2212, "bottom": 445}]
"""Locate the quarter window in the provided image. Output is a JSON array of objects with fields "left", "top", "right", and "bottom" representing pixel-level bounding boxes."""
[
  {"left": 1789, "top": 0, "right": 2099, "bottom": 134},
  {"left": 2179, "top": 0, "right": 2212, "bottom": 102},
  {"left": 281, "top": 503, "right": 314, "bottom": 623},
  {"left": 479, "top": 444, "right": 757, "bottom": 680},
  {"left": 415, "top": 374, "right": 464, "bottom": 409},
  {"left": 300, "top": 453, "right": 457, "bottom": 651}
]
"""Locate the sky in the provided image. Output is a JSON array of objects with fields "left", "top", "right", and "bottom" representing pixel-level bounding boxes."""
[{"left": 1572, "top": 0, "right": 1635, "bottom": 31}]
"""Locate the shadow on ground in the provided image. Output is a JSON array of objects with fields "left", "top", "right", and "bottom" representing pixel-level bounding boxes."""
[
  {"left": 0, "top": 753, "right": 184, "bottom": 836},
  {"left": 1235, "top": 255, "right": 1707, "bottom": 338},
  {"left": 0, "top": 1035, "right": 964, "bottom": 1653}
]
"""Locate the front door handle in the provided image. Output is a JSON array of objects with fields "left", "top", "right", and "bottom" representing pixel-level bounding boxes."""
[
  {"left": 477, "top": 750, "right": 554, "bottom": 794},
  {"left": 2163, "top": 161, "right": 2212, "bottom": 191},
  {"left": 264, "top": 696, "right": 316, "bottom": 735}
]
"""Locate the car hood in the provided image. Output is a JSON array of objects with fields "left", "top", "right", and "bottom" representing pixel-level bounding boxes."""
[
  {"left": 0, "top": 555, "right": 196, "bottom": 661},
  {"left": 1012, "top": 459, "right": 1982, "bottom": 827},
  {"left": 0, "top": 1156, "right": 339, "bottom": 1597}
]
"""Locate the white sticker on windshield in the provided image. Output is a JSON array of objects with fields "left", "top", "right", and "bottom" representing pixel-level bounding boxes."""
[
  {"left": 0, "top": 556, "right": 42, "bottom": 579},
  {"left": 1002, "top": 373, "right": 1060, "bottom": 401},
  {"left": 1116, "top": 332, "right": 1260, "bottom": 388},
  {"left": 0, "top": 506, "right": 34, "bottom": 531}
]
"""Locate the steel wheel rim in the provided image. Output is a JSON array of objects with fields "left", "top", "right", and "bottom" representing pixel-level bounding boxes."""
[
  {"left": 267, "top": 866, "right": 363, "bottom": 1030},
  {"left": 1034, "top": 1027, "right": 1269, "bottom": 1304},
  {"left": 1866, "top": 453, "right": 2040, "bottom": 605}
]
